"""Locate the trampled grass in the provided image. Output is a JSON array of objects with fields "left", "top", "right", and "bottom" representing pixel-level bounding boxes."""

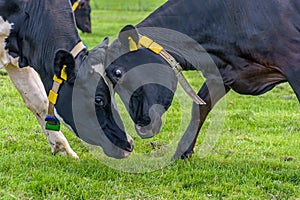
[{"left": 0, "top": 0, "right": 299, "bottom": 199}]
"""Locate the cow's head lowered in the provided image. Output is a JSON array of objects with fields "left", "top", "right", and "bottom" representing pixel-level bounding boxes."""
[
  {"left": 71, "top": 0, "right": 91, "bottom": 33},
  {"left": 0, "top": 0, "right": 133, "bottom": 159},
  {"left": 105, "top": 25, "right": 178, "bottom": 139}
]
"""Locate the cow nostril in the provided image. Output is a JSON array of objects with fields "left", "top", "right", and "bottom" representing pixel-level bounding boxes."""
[{"left": 136, "top": 116, "right": 151, "bottom": 127}]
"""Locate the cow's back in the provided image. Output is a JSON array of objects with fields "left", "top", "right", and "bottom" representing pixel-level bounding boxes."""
[
  {"left": 138, "top": 0, "right": 300, "bottom": 67},
  {"left": 137, "top": 0, "right": 300, "bottom": 96}
]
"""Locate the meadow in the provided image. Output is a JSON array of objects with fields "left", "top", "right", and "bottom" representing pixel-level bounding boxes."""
[{"left": 0, "top": 0, "right": 299, "bottom": 199}]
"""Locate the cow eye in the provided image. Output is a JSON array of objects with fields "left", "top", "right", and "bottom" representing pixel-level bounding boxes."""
[
  {"left": 113, "top": 69, "right": 123, "bottom": 79},
  {"left": 95, "top": 95, "right": 106, "bottom": 107}
]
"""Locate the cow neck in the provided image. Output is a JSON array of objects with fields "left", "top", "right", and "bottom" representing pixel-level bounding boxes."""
[
  {"left": 129, "top": 35, "right": 206, "bottom": 105},
  {"left": 135, "top": 0, "right": 219, "bottom": 63},
  {"left": 45, "top": 41, "right": 86, "bottom": 131},
  {"left": 5, "top": 0, "right": 83, "bottom": 92}
]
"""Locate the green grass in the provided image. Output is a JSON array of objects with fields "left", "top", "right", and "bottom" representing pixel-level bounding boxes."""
[{"left": 1, "top": 0, "right": 300, "bottom": 199}]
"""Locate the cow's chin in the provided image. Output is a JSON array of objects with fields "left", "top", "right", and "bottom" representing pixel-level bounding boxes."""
[
  {"left": 135, "top": 112, "right": 162, "bottom": 139},
  {"left": 103, "top": 147, "right": 131, "bottom": 159},
  {"left": 103, "top": 134, "right": 134, "bottom": 159}
]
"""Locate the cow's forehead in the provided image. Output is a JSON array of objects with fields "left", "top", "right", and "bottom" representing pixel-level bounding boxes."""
[
  {"left": 91, "top": 63, "right": 114, "bottom": 95},
  {"left": 92, "top": 63, "right": 105, "bottom": 77}
]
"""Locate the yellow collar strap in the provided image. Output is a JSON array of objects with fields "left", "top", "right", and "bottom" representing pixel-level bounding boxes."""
[
  {"left": 48, "top": 41, "right": 85, "bottom": 107},
  {"left": 128, "top": 35, "right": 206, "bottom": 105},
  {"left": 128, "top": 36, "right": 163, "bottom": 54},
  {"left": 45, "top": 65, "right": 67, "bottom": 131},
  {"left": 48, "top": 65, "right": 67, "bottom": 106}
]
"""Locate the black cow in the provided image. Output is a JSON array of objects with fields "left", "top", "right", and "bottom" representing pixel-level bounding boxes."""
[
  {"left": 104, "top": 0, "right": 300, "bottom": 159},
  {"left": 0, "top": 0, "right": 133, "bottom": 159},
  {"left": 71, "top": 0, "right": 91, "bottom": 33}
]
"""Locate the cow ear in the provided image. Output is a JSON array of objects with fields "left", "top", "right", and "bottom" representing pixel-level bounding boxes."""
[
  {"left": 0, "top": 0, "right": 20, "bottom": 20},
  {"left": 118, "top": 25, "right": 139, "bottom": 49},
  {"left": 54, "top": 50, "right": 76, "bottom": 84},
  {"left": 99, "top": 37, "right": 109, "bottom": 48}
]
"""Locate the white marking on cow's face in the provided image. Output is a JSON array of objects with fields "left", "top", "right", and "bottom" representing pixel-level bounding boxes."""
[
  {"left": 92, "top": 63, "right": 118, "bottom": 112},
  {"left": 92, "top": 62, "right": 115, "bottom": 96},
  {"left": 0, "top": 17, "right": 12, "bottom": 68},
  {"left": 92, "top": 63, "right": 105, "bottom": 77}
]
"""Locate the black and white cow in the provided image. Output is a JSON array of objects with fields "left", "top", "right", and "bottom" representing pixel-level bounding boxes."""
[
  {"left": 71, "top": 0, "right": 91, "bottom": 33},
  {"left": 104, "top": 0, "right": 300, "bottom": 159},
  {"left": 0, "top": 0, "right": 133, "bottom": 159}
]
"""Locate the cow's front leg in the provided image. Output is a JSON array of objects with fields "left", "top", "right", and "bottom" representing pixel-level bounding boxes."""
[
  {"left": 173, "top": 81, "right": 229, "bottom": 160},
  {"left": 5, "top": 62, "right": 78, "bottom": 158}
]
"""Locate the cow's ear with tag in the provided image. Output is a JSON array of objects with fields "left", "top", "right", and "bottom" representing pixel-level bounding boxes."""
[
  {"left": 54, "top": 50, "right": 76, "bottom": 84},
  {"left": 118, "top": 25, "right": 139, "bottom": 50}
]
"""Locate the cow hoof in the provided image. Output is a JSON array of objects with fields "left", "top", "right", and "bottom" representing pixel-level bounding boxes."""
[
  {"left": 50, "top": 141, "right": 79, "bottom": 159},
  {"left": 46, "top": 130, "right": 79, "bottom": 159},
  {"left": 67, "top": 150, "right": 79, "bottom": 159},
  {"left": 180, "top": 150, "right": 194, "bottom": 160},
  {"left": 51, "top": 144, "right": 79, "bottom": 159},
  {"left": 172, "top": 149, "right": 195, "bottom": 161}
]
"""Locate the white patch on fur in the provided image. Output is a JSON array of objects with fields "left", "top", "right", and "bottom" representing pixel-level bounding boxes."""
[
  {"left": 0, "top": 16, "right": 12, "bottom": 68},
  {"left": 91, "top": 63, "right": 106, "bottom": 77},
  {"left": 91, "top": 63, "right": 114, "bottom": 96},
  {"left": 92, "top": 63, "right": 119, "bottom": 111}
]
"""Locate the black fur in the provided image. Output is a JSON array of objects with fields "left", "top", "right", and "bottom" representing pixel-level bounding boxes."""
[
  {"left": 106, "top": 0, "right": 300, "bottom": 159},
  {"left": 0, "top": 0, "right": 20, "bottom": 20}
]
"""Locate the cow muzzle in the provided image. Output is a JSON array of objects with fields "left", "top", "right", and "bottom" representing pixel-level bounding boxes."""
[
  {"left": 123, "top": 134, "right": 134, "bottom": 157},
  {"left": 134, "top": 104, "right": 164, "bottom": 139}
]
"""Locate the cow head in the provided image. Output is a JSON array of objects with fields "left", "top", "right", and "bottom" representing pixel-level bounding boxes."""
[
  {"left": 71, "top": 0, "right": 91, "bottom": 33},
  {"left": 0, "top": 0, "right": 133, "bottom": 159},
  {"left": 105, "top": 25, "right": 178, "bottom": 139},
  {"left": 53, "top": 39, "right": 134, "bottom": 158}
]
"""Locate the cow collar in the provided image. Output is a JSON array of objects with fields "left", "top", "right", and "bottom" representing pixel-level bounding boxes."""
[
  {"left": 71, "top": 41, "right": 86, "bottom": 58},
  {"left": 45, "top": 41, "right": 86, "bottom": 131},
  {"left": 128, "top": 35, "right": 206, "bottom": 105}
]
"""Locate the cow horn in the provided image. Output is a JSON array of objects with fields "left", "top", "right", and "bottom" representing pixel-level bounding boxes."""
[{"left": 176, "top": 72, "right": 206, "bottom": 105}]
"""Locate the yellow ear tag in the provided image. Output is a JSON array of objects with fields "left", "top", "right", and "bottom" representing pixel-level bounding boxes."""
[
  {"left": 128, "top": 36, "right": 138, "bottom": 51},
  {"left": 72, "top": 1, "right": 79, "bottom": 11},
  {"left": 60, "top": 65, "right": 67, "bottom": 81}
]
